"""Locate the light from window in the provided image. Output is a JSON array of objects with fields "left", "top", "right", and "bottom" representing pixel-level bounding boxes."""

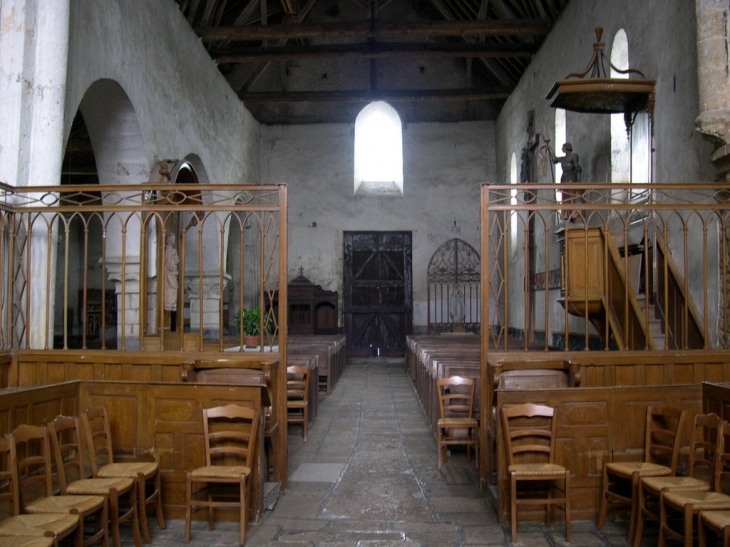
[
  {"left": 611, "top": 29, "right": 630, "bottom": 183},
  {"left": 554, "top": 108, "right": 566, "bottom": 213},
  {"left": 354, "top": 101, "right": 403, "bottom": 196},
  {"left": 510, "top": 153, "right": 519, "bottom": 253}
]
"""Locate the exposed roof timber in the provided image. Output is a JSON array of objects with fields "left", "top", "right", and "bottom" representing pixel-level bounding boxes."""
[
  {"left": 239, "top": 87, "right": 511, "bottom": 102},
  {"left": 215, "top": 41, "right": 536, "bottom": 62},
  {"left": 197, "top": 18, "right": 552, "bottom": 41},
  {"left": 424, "top": 0, "right": 514, "bottom": 87}
]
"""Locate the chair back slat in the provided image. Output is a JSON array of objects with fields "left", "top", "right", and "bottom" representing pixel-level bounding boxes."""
[
  {"left": 501, "top": 403, "right": 557, "bottom": 467},
  {"left": 644, "top": 404, "right": 686, "bottom": 473},
  {"left": 81, "top": 406, "right": 115, "bottom": 476},
  {"left": 437, "top": 376, "right": 476, "bottom": 420},
  {"left": 203, "top": 404, "right": 260, "bottom": 469}
]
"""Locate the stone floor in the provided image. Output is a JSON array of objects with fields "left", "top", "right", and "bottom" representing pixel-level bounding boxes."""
[{"left": 124, "top": 358, "right": 651, "bottom": 546}]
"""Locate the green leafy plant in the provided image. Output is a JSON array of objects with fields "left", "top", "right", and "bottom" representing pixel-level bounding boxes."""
[{"left": 235, "top": 307, "right": 261, "bottom": 336}]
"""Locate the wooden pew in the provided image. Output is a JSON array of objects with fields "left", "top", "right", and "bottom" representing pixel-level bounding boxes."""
[
  {"left": 405, "top": 335, "right": 480, "bottom": 436},
  {"left": 286, "top": 355, "right": 318, "bottom": 422},
  {"left": 288, "top": 335, "right": 346, "bottom": 395}
]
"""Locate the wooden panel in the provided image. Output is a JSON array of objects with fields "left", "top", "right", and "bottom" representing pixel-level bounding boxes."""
[
  {"left": 78, "top": 381, "right": 266, "bottom": 522},
  {"left": 565, "top": 228, "right": 604, "bottom": 300},
  {"left": 495, "top": 384, "right": 702, "bottom": 523},
  {"left": 11, "top": 349, "right": 288, "bottom": 494},
  {"left": 0, "top": 383, "right": 79, "bottom": 431}
]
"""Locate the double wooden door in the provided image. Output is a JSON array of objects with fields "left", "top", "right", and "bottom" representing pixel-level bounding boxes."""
[{"left": 343, "top": 232, "right": 412, "bottom": 357}]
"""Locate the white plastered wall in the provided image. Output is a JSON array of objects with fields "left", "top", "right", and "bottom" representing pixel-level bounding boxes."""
[{"left": 260, "top": 121, "right": 496, "bottom": 331}]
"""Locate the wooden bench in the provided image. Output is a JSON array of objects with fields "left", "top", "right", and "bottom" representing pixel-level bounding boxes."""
[{"left": 288, "top": 335, "right": 346, "bottom": 394}]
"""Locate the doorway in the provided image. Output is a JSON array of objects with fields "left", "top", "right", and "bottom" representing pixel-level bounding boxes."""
[{"left": 343, "top": 231, "right": 412, "bottom": 357}]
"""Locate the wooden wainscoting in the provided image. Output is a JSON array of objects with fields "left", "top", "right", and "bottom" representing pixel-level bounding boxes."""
[
  {"left": 0, "top": 380, "right": 270, "bottom": 523},
  {"left": 78, "top": 381, "right": 267, "bottom": 523},
  {"left": 495, "top": 384, "right": 702, "bottom": 523}
]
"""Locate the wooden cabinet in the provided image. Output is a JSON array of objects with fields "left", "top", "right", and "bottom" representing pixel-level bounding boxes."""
[{"left": 268, "top": 272, "right": 338, "bottom": 335}]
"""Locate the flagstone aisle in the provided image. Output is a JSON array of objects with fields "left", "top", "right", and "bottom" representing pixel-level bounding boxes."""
[{"left": 128, "top": 359, "right": 643, "bottom": 546}]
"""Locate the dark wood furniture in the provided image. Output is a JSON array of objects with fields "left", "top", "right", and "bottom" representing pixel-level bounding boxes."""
[{"left": 268, "top": 271, "right": 338, "bottom": 335}]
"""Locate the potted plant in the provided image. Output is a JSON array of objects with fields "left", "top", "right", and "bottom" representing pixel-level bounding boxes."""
[{"left": 235, "top": 307, "right": 261, "bottom": 348}]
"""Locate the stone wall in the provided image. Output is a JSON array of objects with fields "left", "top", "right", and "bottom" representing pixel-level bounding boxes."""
[{"left": 260, "top": 121, "right": 495, "bottom": 331}]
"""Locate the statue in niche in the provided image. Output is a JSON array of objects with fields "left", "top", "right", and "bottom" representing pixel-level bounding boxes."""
[{"left": 164, "top": 233, "right": 179, "bottom": 311}]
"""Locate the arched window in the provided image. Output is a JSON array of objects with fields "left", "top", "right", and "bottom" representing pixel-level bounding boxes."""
[
  {"left": 510, "top": 153, "right": 519, "bottom": 248},
  {"left": 354, "top": 101, "right": 403, "bottom": 196},
  {"left": 611, "top": 29, "right": 630, "bottom": 183},
  {"left": 554, "top": 108, "right": 566, "bottom": 211}
]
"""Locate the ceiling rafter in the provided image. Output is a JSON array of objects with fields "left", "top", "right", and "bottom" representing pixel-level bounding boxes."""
[
  {"left": 238, "top": 87, "right": 511, "bottom": 102},
  {"left": 196, "top": 18, "right": 551, "bottom": 41},
  {"left": 215, "top": 41, "right": 536, "bottom": 62}
]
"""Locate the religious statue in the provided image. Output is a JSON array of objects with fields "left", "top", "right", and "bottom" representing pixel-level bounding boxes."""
[
  {"left": 552, "top": 142, "right": 583, "bottom": 221},
  {"left": 164, "top": 233, "right": 179, "bottom": 311},
  {"left": 450, "top": 284, "right": 466, "bottom": 332}
]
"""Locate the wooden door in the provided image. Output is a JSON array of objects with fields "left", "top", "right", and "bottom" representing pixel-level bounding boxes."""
[{"left": 343, "top": 232, "right": 412, "bottom": 357}]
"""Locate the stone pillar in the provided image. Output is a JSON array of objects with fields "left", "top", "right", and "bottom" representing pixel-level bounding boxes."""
[
  {"left": 106, "top": 259, "right": 141, "bottom": 350},
  {"left": 186, "top": 275, "right": 231, "bottom": 339},
  {"left": 695, "top": 0, "right": 730, "bottom": 151},
  {"left": 24, "top": 1, "right": 71, "bottom": 348}
]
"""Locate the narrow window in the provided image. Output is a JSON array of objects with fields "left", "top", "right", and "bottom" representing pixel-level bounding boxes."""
[
  {"left": 554, "top": 108, "right": 566, "bottom": 211},
  {"left": 354, "top": 101, "right": 403, "bottom": 196},
  {"left": 610, "top": 29, "right": 630, "bottom": 183},
  {"left": 510, "top": 153, "right": 519, "bottom": 253}
]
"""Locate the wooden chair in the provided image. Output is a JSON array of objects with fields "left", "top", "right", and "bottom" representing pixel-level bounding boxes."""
[
  {"left": 287, "top": 365, "right": 311, "bottom": 442},
  {"left": 48, "top": 415, "right": 142, "bottom": 547},
  {"left": 659, "top": 422, "right": 730, "bottom": 547},
  {"left": 633, "top": 412, "right": 721, "bottom": 547},
  {"left": 81, "top": 405, "right": 166, "bottom": 544},
  {"left": 436, "top": 375, "right": 478, "bottom": 470},
  {"left": 501, "top": 402, "right": 571, "bottom": 543},
  {"left": 0, "top": 436, "right": 80, "bottom": 547},
  {"left": 0, "top": 537, "right": 53, "bottom": 547},
  {"left": 699, "top": 510, "right": 730, "bottom": 547},
  {"left": 184, "top": 403, "right": 261, "bottom": 546},
  {"left": 11, "top": 424, "right": 108, "bottom": 547},
  {"left": 597, "top": 403, "right": 686, "bottom": 541}
]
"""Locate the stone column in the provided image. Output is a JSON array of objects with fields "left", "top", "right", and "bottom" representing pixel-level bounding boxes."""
[
  {"left": 695, "top": 0, "right": 730, "bottom": 152},
  {"left": 24, "top": 1, "right": 71, "bottom": 348},
  {"left": 186, "top": 275, "right": 231, "bottom": 339}
]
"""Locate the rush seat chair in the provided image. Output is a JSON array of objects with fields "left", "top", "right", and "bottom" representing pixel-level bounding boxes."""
[
  {"left": 81, "top": 405, "right": 165, "bottom": 544},
  {"left": 184, "top": 404, "right": 260, "bottom": 546},
  {"left": 48, "top": 415, "right": 142, "bottom": 547},
  {"left": 11, "top": 424, "right": 107, "bottom": 547},
  {"left": 633, "top": 412, "right": 721, "bottom": 547},
  {"left": 659, "top": 421, "right": 730, "bottom": 547},
  {"left": 501, "top": 402, "right": 571, "bottom": 543},
  {"left": 0, "top": 436, "right": 80, "bottom": 547},
  {"left": 286, "top": 365, "right": 311, "bottom": 442},
  {"left": 436, "top": 375, "right": 478, "bottom": 470},
  {"left": 597, "top": 403, "right": 686, "bottom": 542}
]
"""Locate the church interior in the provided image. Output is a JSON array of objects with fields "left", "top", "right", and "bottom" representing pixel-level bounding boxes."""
[{"left": 1, "top": 0, "right": 730, "bottom": 545}]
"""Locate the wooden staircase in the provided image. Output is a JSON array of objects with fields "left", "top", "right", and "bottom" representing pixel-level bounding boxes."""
[
  {"left": 636, "top": 294, "right": 665, "bottom": 350},
  {"left": 560, "top": 226, "right": 705, "bottom": 350},
  {"left": 559, "top": 225, "right": 704, "bottom": 351}
]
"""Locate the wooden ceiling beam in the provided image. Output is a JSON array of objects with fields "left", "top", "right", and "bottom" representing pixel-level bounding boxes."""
[
  {"left": 197, "top": 18, "right": 551, "bottom": 41},
  {"left": 215, "top": 41, "right": 536, "bottom": 62},
  {"left": 238, "top": 87, "right": 511, "bottom": 102}
]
